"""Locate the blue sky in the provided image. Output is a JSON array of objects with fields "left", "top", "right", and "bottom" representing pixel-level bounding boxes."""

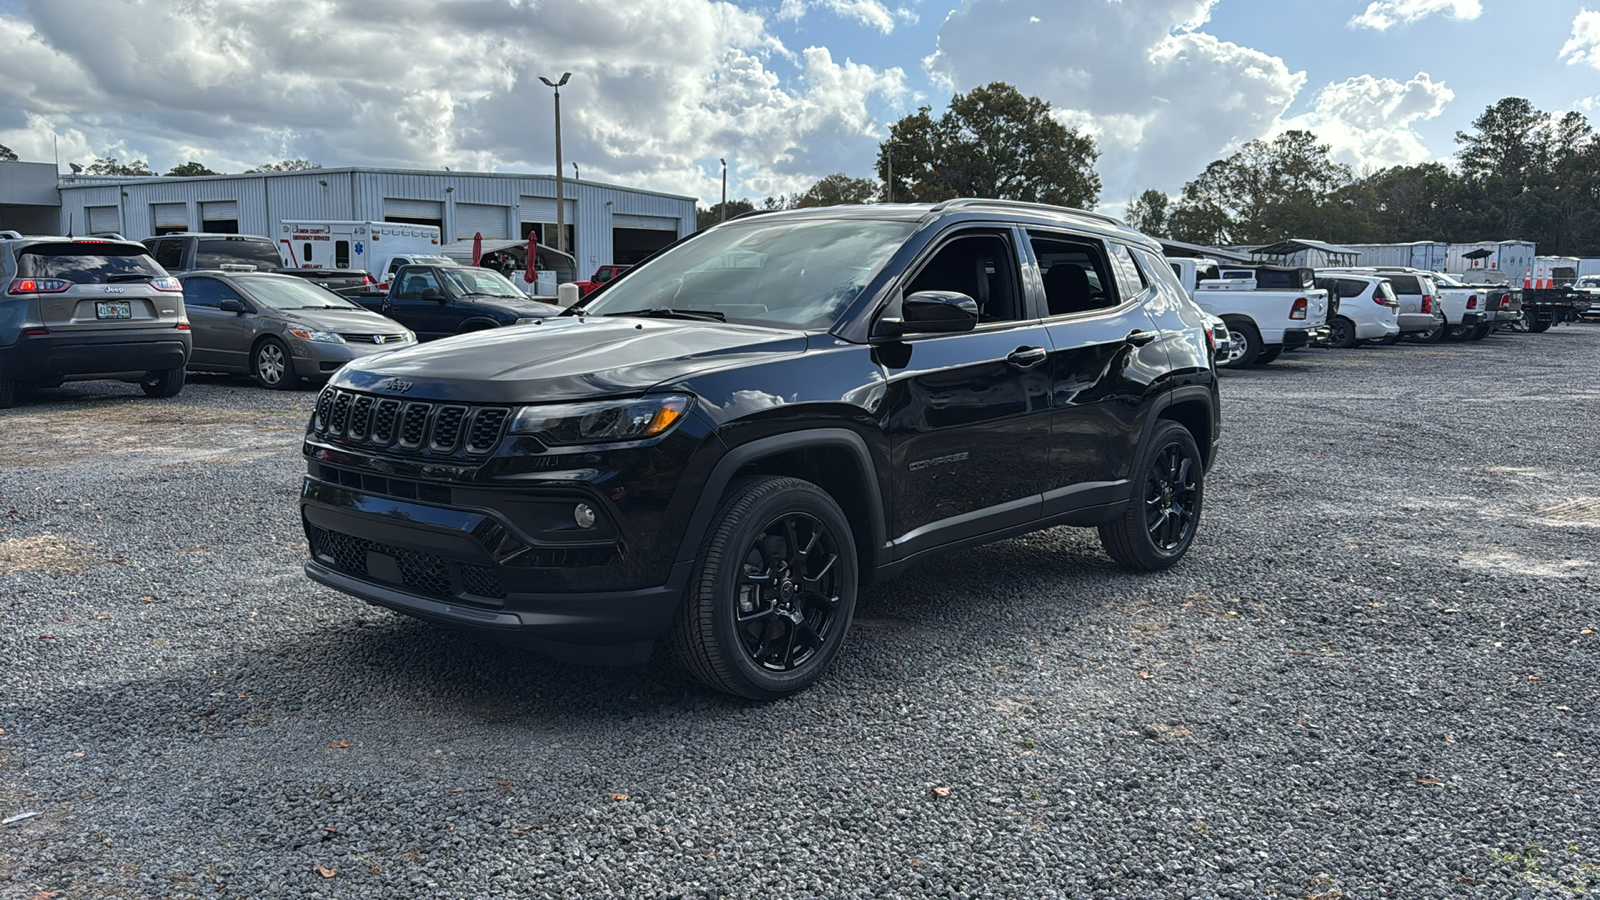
[{"left": 1, "top": 0, "right": 1597, "bottom": 209}]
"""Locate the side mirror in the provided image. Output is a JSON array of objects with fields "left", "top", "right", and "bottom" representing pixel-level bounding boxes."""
[
  {"left": 878, "top": 290, "right": 980, "bottom": 338},
  {"left": 219, "top": 298, "right": 246, "bottom": 313},
  {"left": 421, "top": 287, "right": 444, "bottom": 301}
]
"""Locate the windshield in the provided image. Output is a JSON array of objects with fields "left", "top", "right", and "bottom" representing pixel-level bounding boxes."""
[
  {"left": 1577, "top": 276, "right": 1600, "bottom": 288},
  {"left": 579, "top": 218, "right": 916, "bottom": 329},
  {"left": 1431, "top": 272, "right": 1466, "bottom": 287},
  {"left": 236, "top": 276, "right": 360, "bottom": 310},
  {"left": 196, "top": 239, "right": 283, "bottom": 270},
  {"left": 440, "top": 267, "right": 526, "bottom": 298},
  {"left": 17, "top": 244, "right": 165, "bottom": 283}
]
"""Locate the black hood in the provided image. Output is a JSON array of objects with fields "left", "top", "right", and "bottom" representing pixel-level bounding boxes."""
[{"left": 332, "top": 316, "right": 808, "bottom": 404}]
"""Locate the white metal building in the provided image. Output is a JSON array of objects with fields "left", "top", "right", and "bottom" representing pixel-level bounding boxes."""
[{"left": 48, "top": 166, "right": 697, "bottom": 274}]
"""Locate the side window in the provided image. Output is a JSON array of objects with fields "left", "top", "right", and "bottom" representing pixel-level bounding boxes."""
[
  {"left": 1109, "top": 244, "right": 1147, "bottom": 298},
  {"left": 1390, "top": 275, "right": 1419, "bottom": 294},
  {"left": 302, "top": 242, "right": 314, "bottom": 266},
  {"left": 387, "top": 259, "right": 404, "bottom": 278},
  {"left": 395, "top": 268, "right": 442, "bottom": 299},
  {"left": 151, "top": 239, "right": 185, "bottom": 270},
  {"left": 335, "top": 240, "right": 350, "bottom": 269},
  {"left": 1030, "top": 232, "right": 1117, "bottom": 317},
  {"left": 1131, "top": 246, "right": 1185, "bottom": 298},
  {"left": 182, "top": 277, "right": 227, "bottom": 309},
  {"left": 1338, "top": 279, "right": 1370, "bottom": 299},
  {"left": 903, "top": 232, "right": 1024, "bottom": 323}
]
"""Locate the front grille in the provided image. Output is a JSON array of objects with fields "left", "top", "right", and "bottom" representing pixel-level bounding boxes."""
[
  {"left": 310, "top": 526, "right": 505, "bottom": 603},
  {"left": 341, "top": 333, "right": 409, "bottom": 345},
  {"left": 311, "top": 389, "right": 511, "bottom": 457},
  {"left": 317, "top": 464, "right": 452, "bottom": 505}
]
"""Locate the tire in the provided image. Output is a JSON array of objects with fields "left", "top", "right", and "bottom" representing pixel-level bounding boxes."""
[
  {"left": 1327, "top": 316, "right": 1356, "bottom": 349},
  {"left": 1221, "top": 320, "right": 1261, "bottom": 368},
  {"left": 1099, "top": 420, "right": 1204, "bottom": 571},
  {"left": 1527, "top": 314, "right": 1552, "bottom": 333},
  {"left": 139, "top": 366, "right": 185, "bottom": 398},
  {"left": 252, "top": 338, "right": 297, "bottom": 390},
  {"left": 0, "top": 377, "right": 17, "bottom": 409},
  {"left": 1406, "top": 317, "right": 1446, "bottom": 344},
  {"left": 1444, "top": 324, "right": 1470, "bottom": 342},
  {"left": 1255, "top": 346, "right": 1283, "bottom": 365},
  {"left": 1371, "top": 332, "right": 1401, "bottom": 346},
  {"left": 1468, "top": 324, "right": 1491, "bottom": 341},
  {"left": 670, "top": 475, "right": 858, "bottom": 700}
]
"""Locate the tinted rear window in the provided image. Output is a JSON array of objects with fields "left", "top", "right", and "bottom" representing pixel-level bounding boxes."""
[
  {"left": 1388, "top": 275, "right": 1420, "bottom": 294},
  {"left": 17, "top": 244, "right": 165, "bottom": 283},
  {"left": 195, "top": 238, "right": 283, "bottom": 270}
]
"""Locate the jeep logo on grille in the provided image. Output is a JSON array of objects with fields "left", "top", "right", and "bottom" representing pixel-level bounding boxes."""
[{"left": 378, "top": 378, "right": 414, "bottom": 393}]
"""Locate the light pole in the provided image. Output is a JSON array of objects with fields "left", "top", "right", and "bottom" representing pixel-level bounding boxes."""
[
  {"left": 572, "top": 162, "right": 579, "bottom": 181},
  {"left": 539, "top": 72, "right": 572, "bottom": 255},
  {"left": 719, "top": 158, "right": 727, "bottom": 222},
  {"left": 885, "top": 144, "right": 893, "bottom": 204}
]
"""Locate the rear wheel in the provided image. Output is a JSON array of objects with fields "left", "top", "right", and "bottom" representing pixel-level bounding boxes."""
[
  {"left": 1100, "top": 420, "right": 1204, "bottom": 571},
  {"left": 1255, "top": 346, "right": 1283, "bottom": 365},
  {"left": 1444, "top": 324, "right": 1471, "bottom": 341},
  {"left": 1407, "top": 317, "right": 1446, "bottom": 344},
  {"left": 1222, "top": 320, "right": 1261, "bottom": 368},
  {"left": 1327, "top": 316, "right": 1356, "bottom": 349},
  {"left": 140, "top": 366, "right": 185, "bottom": 398},
  {"left": 0, "top": 377, "right": 17, "bottom": 409},
  {"left": 252, "top": 338, "right": 297, "bottom": 390},
  {"left": 1527, "top": 313, "right": 1553, "bottom": 333},
  {"left": 671, "top": 476, "right": 858, "bottom": 700},
  {"left": 1468, "top": 323, "right": 1491, "bottom": 341}
]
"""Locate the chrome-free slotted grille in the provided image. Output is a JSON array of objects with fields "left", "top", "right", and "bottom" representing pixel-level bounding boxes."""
[
  {"left": 431, "top": 406, "right": 467, "bottom": 451},
  {"left": 310, "top": 390, "right": 509, "bottom": 457}
]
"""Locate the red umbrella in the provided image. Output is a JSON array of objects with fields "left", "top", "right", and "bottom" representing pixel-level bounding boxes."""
[
  {"left": 523, "top": 232, "right": 539, "bottom": 284},
  {"left": 471, "top": 231, "right": 483, "bottom": 266}
]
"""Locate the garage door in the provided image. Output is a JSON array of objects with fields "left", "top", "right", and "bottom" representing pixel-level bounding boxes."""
[
  {"left": 454, "top": 203, "right": 508, "bottom": 240},
  {"left": 613, "top": 214, "right": 678, "bottom": 231},
  {"left": 86, "top": 206, "right": 120, "bottom": 233},
  {"left": 151, "top": 203, "right": 189, "bottom": 230},
  {"left": 384, "top": 198, "right": 443, "bottom": 220},
  {"left": 613, "top": 227, "right": 677, "bottom": 265},
  {"left": 518, "top": 197, "right": 576, "bottom": 224}
]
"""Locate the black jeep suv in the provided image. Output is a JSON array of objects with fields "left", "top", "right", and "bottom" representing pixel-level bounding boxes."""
[{"left": 299, "top": 200, "right": 1220, "bottom": 698}]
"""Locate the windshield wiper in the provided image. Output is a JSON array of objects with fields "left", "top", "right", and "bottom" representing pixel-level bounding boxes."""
[{"left": 603, "top": 307, "right": 726, "bottom": 323}]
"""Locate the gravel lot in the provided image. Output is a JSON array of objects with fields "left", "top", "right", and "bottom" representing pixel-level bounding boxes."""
[{"left": 2, "top": 328, "right": 1598, "bottom": 899}]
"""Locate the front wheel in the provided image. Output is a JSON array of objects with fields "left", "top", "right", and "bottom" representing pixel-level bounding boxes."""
[
  {"left": 252, "top": 338, "right": 297, "bottom": 390},
  {"left": 140, "top": 366, "right": 185, "bottom": 398},
  {"left": 1099, "top": 420, "right": 1204, "bottom": 571},
  {"left": 671, "top": 476, "right": 858, "bottom": 700},
  {"left": 1255, "top": 346, "right": 1283, "bottom": 365}
]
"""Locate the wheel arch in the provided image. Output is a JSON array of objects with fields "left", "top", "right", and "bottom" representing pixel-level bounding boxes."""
[
  {"left": 674, "top": 429, "right": 887, "bottom": 579},
  {"left": 1149, "top": 386, "right": 1217, "bottom": 470},
  {"left": 457, "top": 318, "right": 501, "bottom": 333}
]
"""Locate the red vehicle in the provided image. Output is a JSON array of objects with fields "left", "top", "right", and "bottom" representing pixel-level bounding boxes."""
[{"left": 573, "top": 264, "right": 631, "bottom": 297}]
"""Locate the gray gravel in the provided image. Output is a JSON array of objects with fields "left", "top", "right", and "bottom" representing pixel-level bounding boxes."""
[{"left": 2, "top": 331, "right": 1598, "bottom": 899}]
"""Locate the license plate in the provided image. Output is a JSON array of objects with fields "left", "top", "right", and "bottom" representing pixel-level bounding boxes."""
[{"left": 96, "top": 300, "right": 131, "bottom": 320}]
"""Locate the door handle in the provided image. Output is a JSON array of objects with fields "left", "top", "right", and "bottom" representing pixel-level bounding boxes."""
[
  {"left": 1007, "top": 346, "right": 1049, "bottom": 368},
  {"left": 1125, "top": 330, "right": 1157, "bottom": 347}
]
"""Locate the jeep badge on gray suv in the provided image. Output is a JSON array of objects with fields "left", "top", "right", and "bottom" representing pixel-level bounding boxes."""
[{"left": 0, "top": 235, "right": 192, "bottom": 407}]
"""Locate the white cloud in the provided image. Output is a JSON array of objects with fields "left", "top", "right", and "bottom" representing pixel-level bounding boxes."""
[
  {"left": 1349, "top": 0, "right": 1482, "bottom": 30},
  {"left": 778, "top": 0, "right": 898, "bottom": 33},
  {"left": 0, "top": 0, "right": 907, "bottom": 204},
  {"left": 1560, "top": 9, "right": 1600, "bottom": 69},
  {"left": 1280, "top": 73, "right": 1455, "bottom": 172},
  {"left": 924, "top": 0, "right": 1305, "bottom": 201}
]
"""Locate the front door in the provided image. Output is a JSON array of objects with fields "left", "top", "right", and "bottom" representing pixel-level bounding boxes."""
[
  {"left": 386, "top": 266, "right": 453, "bottom": 340},
  {"left": 878, "top": 229, "right": 1053, "bottom": 557},
  {"left": 1028, "top": 232, "right": 1170, "bottom": 514},
  {"left": 182, "top": 276, "right": 257, "bottom": 372}
]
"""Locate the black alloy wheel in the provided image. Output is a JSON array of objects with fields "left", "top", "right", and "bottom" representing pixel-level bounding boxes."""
[
  {"left": 1327, "top": 316, "right": 1356, "bottom": 349},
  {"left": 1468, "top": 323, "right": 1492, "bottom": 341},
  {"left": 1100, "top": 420, "right": 1204, "bottom": 571},
  {"left": 672, "top": 475, "right": 858, "bottom": 699}
]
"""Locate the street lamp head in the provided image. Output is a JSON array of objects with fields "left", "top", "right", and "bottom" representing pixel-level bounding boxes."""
[
  {"left": 719, "top": 158, "right": 726, "bottom": 168},
  {"left": 559, "top": 72, "right": 571, "bottom": 86}
]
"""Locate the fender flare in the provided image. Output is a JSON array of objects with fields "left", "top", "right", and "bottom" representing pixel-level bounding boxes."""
[
  {"left": 456, "top": 318, "right": 501, "bottom": 333},
  {"left": 673, "top": 428, "right": 888, "bottom": 567}
]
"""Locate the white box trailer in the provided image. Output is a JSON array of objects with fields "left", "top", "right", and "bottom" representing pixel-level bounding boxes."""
[
  {"left": 277, "top": 220, "right": 442, "bottom": 277},
  {"left": 1578, "top": 258, "right": 1600, "bottom": 277},
  {"left": 1342, "top": 241, "right": 1450, "bottom": 271},
  {"left": 1447, "top": 241, "right": 1536, "bottom": 281}
]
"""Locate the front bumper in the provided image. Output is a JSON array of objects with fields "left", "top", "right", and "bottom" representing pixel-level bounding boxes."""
[
  {"left": 0, "top": 327, "right": 191, "bottom": 382},
  {"left": 292, "top": 337, "right": 414, "bottom": 376}
]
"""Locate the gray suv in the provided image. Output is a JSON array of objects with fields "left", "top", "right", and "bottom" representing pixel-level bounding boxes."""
[
  {"left": 0, "top": 233, "right": 192, "bottom": 407},
  {"left": 178, "top": 271, "right": 415, "bottom": 389}
]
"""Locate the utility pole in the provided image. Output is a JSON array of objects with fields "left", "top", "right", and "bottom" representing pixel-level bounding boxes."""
[
  {"left": 539, "top": 72, "right": 573, "bottom": 255},
  {"left": 886, "top": 144, "right": 893, "bottom": 204}
]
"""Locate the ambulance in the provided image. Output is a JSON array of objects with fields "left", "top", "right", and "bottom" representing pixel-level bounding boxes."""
[{"left": 277, "top": 220, "right": 442, "bottom": 281}]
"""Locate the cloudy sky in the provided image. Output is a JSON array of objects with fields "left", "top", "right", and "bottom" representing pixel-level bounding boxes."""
[{"left": 0, "top": 0, "right": 1596, "bottom": 212}]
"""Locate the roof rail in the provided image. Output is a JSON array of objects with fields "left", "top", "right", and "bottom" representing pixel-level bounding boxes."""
[
  {"left": 930, "top": 197, "right": 1130, "bottom": 229},
  {"left": 0, "top": 230, "right": 22, "bottom": 240},
  {"left": 87, "top": 232, "right": 127, "bottom": 241}
]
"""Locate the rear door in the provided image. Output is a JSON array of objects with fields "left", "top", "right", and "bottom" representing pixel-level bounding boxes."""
[
  {"left": 18, "top": 243, "right": 178, "bottom": 335},
  {"left": 1028, "top": 231, "right": 1170, "bottom": 512}
]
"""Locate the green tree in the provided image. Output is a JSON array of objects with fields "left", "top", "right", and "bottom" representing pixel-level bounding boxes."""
[
  {"left": 1124, "top": 189, "right": 1170, "bottom": 237},
  {"left": 794, "top": 173, "right": 879, "bottom": 208},
  {"left": 876, "top": 82, "right": 1100, "bottom": 208},
  {"left": 1167, "top": 130, "right": 1351, "bottom": 245},
  {"left": 166, "top": 161, "right": 217, "bottom": 177},
  {"left": 85, "top": 156, "right": 155, "bottom": 176},
  {"left": 0, "top": 144, "right": 17, "bottom": 162},
  {"left": 696, "top": 199, "right": 756, "bottom": 231},
  {"left": 246, "top": 158, "right": 321, "bottom": 172}
]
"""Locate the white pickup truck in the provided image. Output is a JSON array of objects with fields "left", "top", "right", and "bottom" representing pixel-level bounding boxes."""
[{"left": 1168, "top": 258, "right": 1331, "bottom": 367}]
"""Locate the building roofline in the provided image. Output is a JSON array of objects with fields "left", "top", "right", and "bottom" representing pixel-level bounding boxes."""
[{"left": 56, "top": 165, "right": 698, "bottom": 204}]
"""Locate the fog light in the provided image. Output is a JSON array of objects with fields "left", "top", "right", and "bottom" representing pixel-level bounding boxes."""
[{"left": 574, "top": 503, "right": 597, "bottom": 529}]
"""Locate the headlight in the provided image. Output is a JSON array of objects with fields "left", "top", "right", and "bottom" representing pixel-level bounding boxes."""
[
  {"left": 288, "top": 328, "right": 345, "bottom": 344},
  {"left": 514, "top": 317, "right": 546, "bottom": 325},
  {"left": 509, "top": 394, "right": 691, "bottom": 445},
  {"left": 403, "top": 330, "right": 417, "bottom": 343}
]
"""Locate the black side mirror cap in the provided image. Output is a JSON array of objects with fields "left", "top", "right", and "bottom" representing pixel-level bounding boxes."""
[
  {"left": 877, "top": 290, "right": 980, "bottom": 339},
  {"left": 218, "top": 298, "right": 245, "bottom": 313}
]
